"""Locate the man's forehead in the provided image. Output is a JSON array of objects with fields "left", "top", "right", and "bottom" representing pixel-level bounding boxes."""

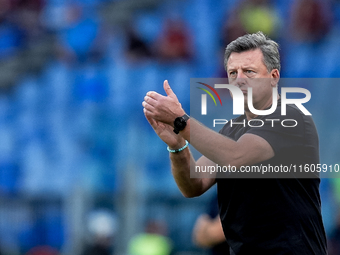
[{"left": 227, "top": 49, "right": 264, "bottom": 68}]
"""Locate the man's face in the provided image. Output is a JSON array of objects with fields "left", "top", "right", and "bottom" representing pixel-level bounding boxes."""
[{"left": 226, "top": 48, "right": 279, "bottom": 111}]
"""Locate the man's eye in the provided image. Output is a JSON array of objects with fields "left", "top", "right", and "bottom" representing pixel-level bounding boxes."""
[
  {"left": 229, "top": 71, "right": 237, "bottom": 76},
  {"left": 246, "top": 70, "right": 254, "bottom": 74}
]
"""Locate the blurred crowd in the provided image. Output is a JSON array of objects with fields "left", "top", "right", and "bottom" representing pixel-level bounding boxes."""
[
  {"left": 0, "top": 0, "right": 340, "bottom": 254},
  {"left": 0, "top": 0, "right": 45, "bottom": 58}
]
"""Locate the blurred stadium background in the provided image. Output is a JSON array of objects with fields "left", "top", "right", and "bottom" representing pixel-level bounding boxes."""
[{"left": 0, "top": 0, "right": 340, "bottom": 254}]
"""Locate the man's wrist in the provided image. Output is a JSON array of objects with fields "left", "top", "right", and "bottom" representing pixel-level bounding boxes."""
[
  {"left": 173, "top": 113, "right": 190, "bottom": 134},
  {"left": 168, "top": 139, "right": 187, "bottom": 151}
]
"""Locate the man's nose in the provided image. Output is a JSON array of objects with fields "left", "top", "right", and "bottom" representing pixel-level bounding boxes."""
[{"left": 235, "top": 71, "right": 247, "bottom": 87}]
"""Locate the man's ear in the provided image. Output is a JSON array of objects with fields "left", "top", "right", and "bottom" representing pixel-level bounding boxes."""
[{"left": 271, "top": 69, "right": 280, "bottom": 87}]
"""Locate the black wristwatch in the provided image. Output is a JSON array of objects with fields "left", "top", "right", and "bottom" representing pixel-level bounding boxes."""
[{"left": 173, "top": 114, "right": 190, "bottom": 134}]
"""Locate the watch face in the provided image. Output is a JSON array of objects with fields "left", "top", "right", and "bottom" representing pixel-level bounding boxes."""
[{"left": 174, "top": 117, "right": 186, "bottom": 130}]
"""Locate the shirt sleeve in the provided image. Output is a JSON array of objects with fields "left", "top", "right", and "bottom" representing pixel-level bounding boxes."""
[{"left": 245, "top": 105, "right": 305, "bottom": 156}]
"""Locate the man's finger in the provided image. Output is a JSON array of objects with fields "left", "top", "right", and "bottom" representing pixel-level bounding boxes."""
[
  {"left": 163, "top": 80, "right": 177, "bottom": 99},
  {"left": 146, "top": 91, "right": 162, "bottom": 100},
  {"left": 142, "top": 101, "right": 155, "bottom": 112},
  {"left": 144, "top": 95, "right": 157, "bottom": 107},
  {"left": 144, "top": 108, "right": 157, "bottom": 126}
]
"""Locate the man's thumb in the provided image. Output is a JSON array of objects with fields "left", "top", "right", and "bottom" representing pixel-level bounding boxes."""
[{"left": 164, "top": 80, "right": 176, "bottom": 98}]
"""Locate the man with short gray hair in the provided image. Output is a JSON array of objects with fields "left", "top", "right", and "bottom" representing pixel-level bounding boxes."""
[{"left": 142, "top": 32, "right": 327, "bottom": 254}]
